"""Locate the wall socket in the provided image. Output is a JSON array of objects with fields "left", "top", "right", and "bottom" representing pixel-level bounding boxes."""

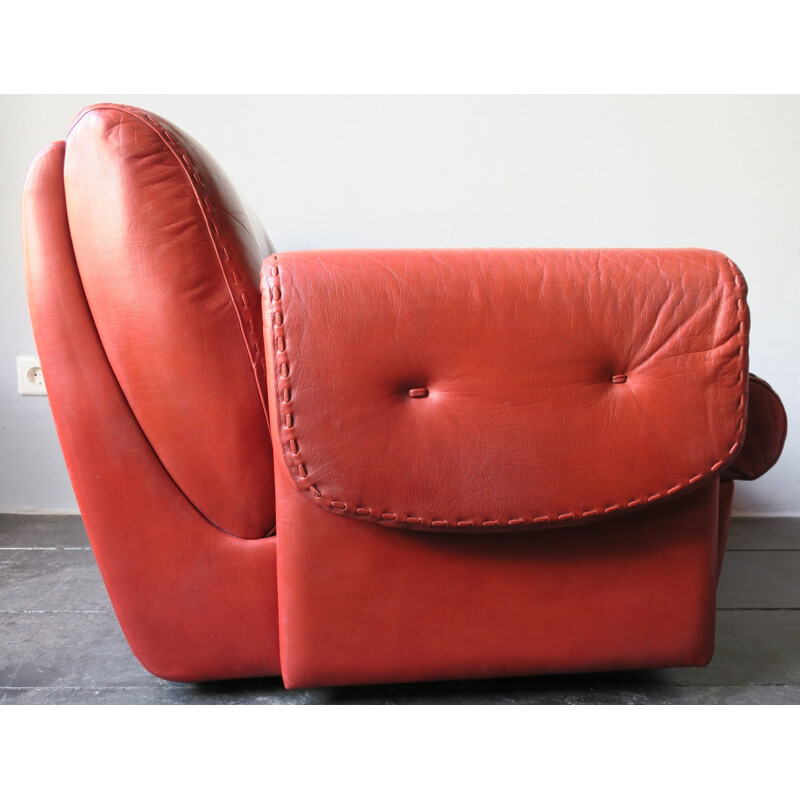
[{"left": 17, "top": 355, "right": 47, "bottom": 395}]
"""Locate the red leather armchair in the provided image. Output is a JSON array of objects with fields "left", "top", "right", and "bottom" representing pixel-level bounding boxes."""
[{"left": 22, "top": 104, "right": 787, "bottom": 688}]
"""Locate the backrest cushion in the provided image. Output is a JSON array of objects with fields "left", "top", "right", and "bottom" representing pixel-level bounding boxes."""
[{"left": 64, "top": 104, "right": 274, "bottom": 538}]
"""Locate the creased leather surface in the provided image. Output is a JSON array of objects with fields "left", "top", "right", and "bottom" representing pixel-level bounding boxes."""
[
  {"left": 64, "top": 104, "right": 275, "bottom": 539},
  {"left": 721, "top": 374, "right": 787, "bottom": 480},
  {"left": 264, "top": 248, "right": 749, "bottom": 532}
]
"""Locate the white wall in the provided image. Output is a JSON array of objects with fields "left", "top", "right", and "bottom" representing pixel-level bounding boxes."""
[{"left": 2, "top": 94, "right": 798, "bottom": 515}]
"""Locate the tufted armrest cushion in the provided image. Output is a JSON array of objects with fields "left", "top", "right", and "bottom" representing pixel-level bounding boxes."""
[{"left": 263, "top": 248, "right": 749, "bottom": 532}]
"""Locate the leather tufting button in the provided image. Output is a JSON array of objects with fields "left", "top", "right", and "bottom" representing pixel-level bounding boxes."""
[
  {"left": 611, "top": 374, "right": 628, "bottom": 384},
  {"left": 407, "top": 388, "right": 429, "bottom": 398}
]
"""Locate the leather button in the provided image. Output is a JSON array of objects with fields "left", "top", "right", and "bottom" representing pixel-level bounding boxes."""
[
  {"left": 407, "top": 388, "right": 429, "bottom": 398},
  {"left": 611, "top": 374, "right": 628, "bottom": 384}
]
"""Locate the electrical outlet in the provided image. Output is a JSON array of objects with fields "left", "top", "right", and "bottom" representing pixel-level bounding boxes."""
[{"left": 17, "top": 355, "right": 46, "bottom": 395}]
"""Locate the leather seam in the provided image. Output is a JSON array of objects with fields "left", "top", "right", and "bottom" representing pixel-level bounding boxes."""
[{"left": 265, "top": 252, "right": 748, "bottom": 531}]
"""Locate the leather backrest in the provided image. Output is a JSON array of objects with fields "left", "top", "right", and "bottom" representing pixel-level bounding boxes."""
[
  {"left": 263, "top": 248, "right": 749, "bottom": 532},
  {"left": 64, "top": 104, "right": 275, "bottom": 538}
]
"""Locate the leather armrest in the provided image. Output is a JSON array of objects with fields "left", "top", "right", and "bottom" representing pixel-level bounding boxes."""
[
  {"left": 722, "top": 374, "right": 787, "bottom": 481},
  {"left": 263, "top": 248, "right": 749, "bottom": 532}
]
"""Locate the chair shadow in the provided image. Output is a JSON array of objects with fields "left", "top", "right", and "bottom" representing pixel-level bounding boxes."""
[{"left": 186, "top": 666, "right": 680, "bottom": 705}]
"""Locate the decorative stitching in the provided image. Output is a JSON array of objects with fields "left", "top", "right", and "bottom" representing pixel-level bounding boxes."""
[{"left": 265, "top": 252, "right": 749, "bottom": 531}]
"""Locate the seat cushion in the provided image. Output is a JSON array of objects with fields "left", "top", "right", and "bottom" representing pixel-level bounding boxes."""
[
  {"left": 64, "top": 104, "right": 275, "bottom": 538},
  {"left": 263, "top": 248, "right": 749, "bottom": 532}
]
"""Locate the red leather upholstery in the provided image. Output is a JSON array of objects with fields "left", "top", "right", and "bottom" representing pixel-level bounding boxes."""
[
  {"left": 23, "top": 142, "right": 280, "bottom": 680},
  {"left": 263, "top": 248, "right": 748, "bottom": 532},
  {"left": 21, "top": 103, "right": 787, "bottom": 687},
  {"left": 722, "top": 375, "right": 787, "bottom": 481},
  {"left": 262, "top": 247, "right": 747, "bottom": 686},
  {"left": 64, "top": 105, "right": 274, "bottom": 539},
  {"left": 274, "top": 463, "right": 720, "bottom": 688}
]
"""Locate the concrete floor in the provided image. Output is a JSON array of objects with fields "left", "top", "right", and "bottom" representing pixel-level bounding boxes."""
[{"left": 1, "top": 513, "right": 799, "bottom": 704}]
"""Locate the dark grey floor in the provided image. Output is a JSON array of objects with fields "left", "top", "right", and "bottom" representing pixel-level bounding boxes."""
[{"left": 1, "top": 513, "right": 799, "bottom": 704}]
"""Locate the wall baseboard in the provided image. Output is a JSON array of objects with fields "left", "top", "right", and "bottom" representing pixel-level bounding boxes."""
[
  {"left": 731, "top": 511, "right": 800, "bottom": 518},
  {"left": 0, "top": 508, "right": 81, "bottom": 515}
]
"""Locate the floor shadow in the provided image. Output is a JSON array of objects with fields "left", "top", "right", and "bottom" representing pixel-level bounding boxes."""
[{"left": 185, "top": 668, "right": 674, "bottom": 704}]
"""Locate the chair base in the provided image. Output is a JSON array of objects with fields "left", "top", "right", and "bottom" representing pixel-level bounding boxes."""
[{"left": 276, "top": 466, "right": 724, "bottom": 689}]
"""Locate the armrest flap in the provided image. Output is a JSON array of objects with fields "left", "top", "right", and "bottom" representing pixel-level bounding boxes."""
[
  {"left": 263, "top": 248, "right": 749, "bottom": 532},
  {"left": 722, "top": 374, "right": 786, "bottom": 481}
]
